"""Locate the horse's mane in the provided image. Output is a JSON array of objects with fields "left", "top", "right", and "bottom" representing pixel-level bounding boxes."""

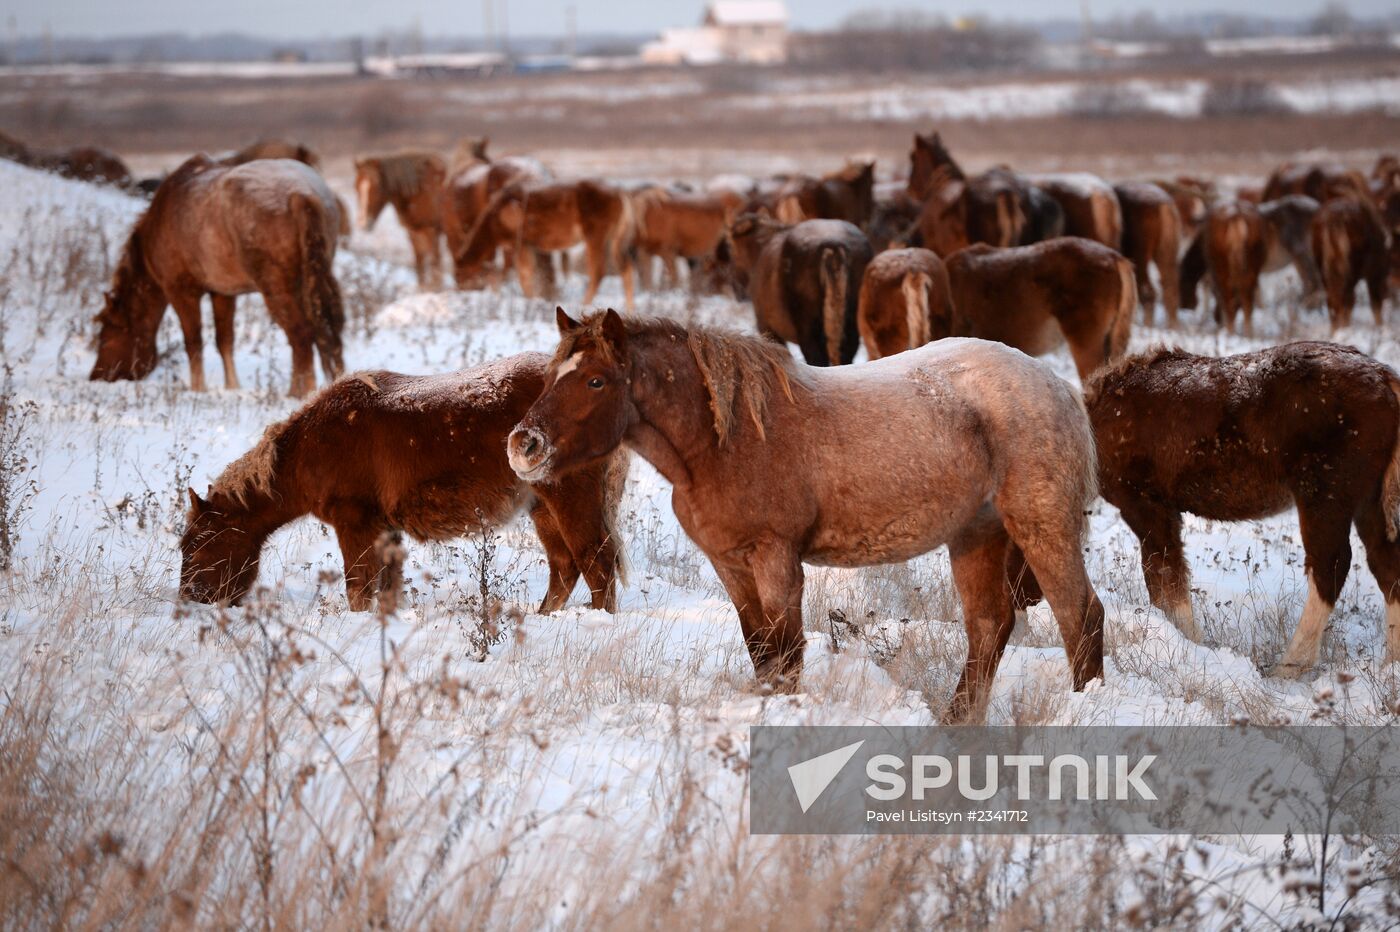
[
  {"left": 211, "top": 420, "right": 284, "bottom": 507},
  {"left": 369, "top": 152, "right": 443, "bottom": 204},
  {"left": 557, "top": 314, "right": 803, "bottom": 446},
  {"left": 915, "top": 132, "right": 966, "bottom": 182}
]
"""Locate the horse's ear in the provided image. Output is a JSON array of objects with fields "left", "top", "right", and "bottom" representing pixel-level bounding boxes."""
[
  {"left": 556, "top": 306, "right": 582, "bottom": 334},
  {"left": 187, "top": 486, "right": 207, "bottom": 512},
  {"left": 601, "top": 309, "right": 627, "bottom": 350}
]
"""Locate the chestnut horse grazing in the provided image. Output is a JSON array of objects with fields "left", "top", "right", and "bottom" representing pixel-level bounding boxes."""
[
  {"left": 857, "top": 247, "right": 955, "bottom": 359},
  {"left": 1061, "top": 344, "right": 1400, "bottom": 675},
  {"left": 944, "top": 238, "right": 1136, "bottom": 380},
  {"left": 355, "top": 151, "right": 447, "bottom": 288},
  {"left": 181, "top": 354, "right": 627, "bottom": 613},
  {"left": 455, "top": 179, "right": 636, "bottom": 310},
  {"left": 1114, "top": 182, "right": 1181, "bottom": 326},
  {"left": 727, "top": 215, "right": 872, "bottom": 366},
  {"left": 90, "top": 154, "right": 345, "bottom": 397},
  {"left": 507, "top": 310, "right": 1105, "bottom": 721},
  {"left": 1311, "top": 197, "right": 1391, "bottom": 330}
]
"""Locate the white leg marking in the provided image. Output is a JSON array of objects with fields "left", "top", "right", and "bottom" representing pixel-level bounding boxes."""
[
  {"left": 1276, "top": 575, "right": 1333, "bottom": 678},
  {"left": 1167, "top": 600, "right": 1201, "bottom": 643},
  {"left": 1385, "top": 601, "right": 1400, "bottom": 667}
]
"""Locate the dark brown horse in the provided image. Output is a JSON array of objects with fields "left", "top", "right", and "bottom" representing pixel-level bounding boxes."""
[
  {"left": 507, "top": 310, "right": 1104, "bottom": 720},
  {"left": 1115, "top": 182, "right": 1181, "bottom": 326},
  {"left": 907, "top": 133, "right": 1024, "bottom": 249},
  {"left": 454, "top": 179, "right": 636, "bottom": 310},
  {"left": 217, "top": 138, "right": 321, "bottom": 170},
  {"left": 1263, "top": 161, "right": 1373, "bottom": 205},
  {"left": 1312, "top": 196, "right": 1391, "bottom": 330},
  {"left": 1, "top": 130, "right": 133, "bottom": 188},
  {"left": 1015, "top": 343, "right": 1400, "bottom": 676},
  {"left": 1182, "top": 196, "right": 1323, "bottom": 322},
  {"left": 774, "top": 161, "right": 876, "bottom": 228},
  {"left": 727, "top": 215, "right": 872, "bottom": 366},
  {"left": 944, "top": 238, "right": 1135, "bottom": 380},
  {"left": 856, "top": 247, "right": 955, "bottom": 359},
  {"left": 181, "top": 354, "right": 627, "bottom": 613},
  {"left": 1180, "top": 200, "right": 1270, "bottom": 335},
  {"left": 355, "top": 151, "right": 447, "bottom": 288},
  {"left": 90, "top": 154, "right": 344, "bottom": 397}
]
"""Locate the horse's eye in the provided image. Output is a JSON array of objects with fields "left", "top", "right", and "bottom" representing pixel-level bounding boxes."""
[{"left": 588, "top": 377, "right": 605, "bottom": 390}]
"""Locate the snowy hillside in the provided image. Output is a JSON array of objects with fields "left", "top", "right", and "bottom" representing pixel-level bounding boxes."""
[{"left": 2, "top": 159, "right": 1398, "bottom": 927}]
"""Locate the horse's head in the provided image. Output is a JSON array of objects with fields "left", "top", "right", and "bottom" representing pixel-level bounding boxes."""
[
  {"left": 353, "top": 158, "right": 386, "bottom": 231},
  {"left": 508, "top": 308, "right": 632, "bottom": 484},
  {"left": 910, "top": 131, "right": 957, "bottom": 200},
  {"left": 179, "top": 487, "right": 263, "bottom": 605},
  {"left": 89, "top": 230, "right": 166, "bottom": 382},
  {"left": 919, "top": 175, "right": 971, "bottom": 258}
]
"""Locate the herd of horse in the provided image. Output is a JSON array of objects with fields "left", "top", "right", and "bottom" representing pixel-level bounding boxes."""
[{"left": 17, "top": 123, "right": 1397, "bottom": 720}]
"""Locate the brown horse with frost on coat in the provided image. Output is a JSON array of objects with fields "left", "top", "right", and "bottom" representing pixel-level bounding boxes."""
[
  {"left": 1311, "top": 196, "right": 1391, "bottom": 330},
  {"left": 1114, "top": 182, "right": 1182, "bottom": 327},
  {"left": 355, "top": 151, "right": 447, "bottom": 288},
  {"left": 1032, "top": 173, "right": 1123, "bottom": 250},
  {"left": 1015, "top": 343, "right": 1400, "bottom": 676},
  {"left": 506, "top": 309, "right": 1105, "bottom": 721},
  {"left": 90, "top": 154, "right": 345, "bottom": 397},
  {"left": 181, "top": 354, "right": 627, "bottom": 613}
]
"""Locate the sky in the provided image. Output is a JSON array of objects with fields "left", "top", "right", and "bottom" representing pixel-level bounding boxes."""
[{"left": 12, "top": 0, "right": 1394, "bottom": 39}]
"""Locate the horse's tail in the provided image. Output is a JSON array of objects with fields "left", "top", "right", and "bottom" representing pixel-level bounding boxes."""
[
  {"left": 1092, "top": 188, "right": 1123, "bottom": 250},
  {"left": 902, "top": 270, "right": 932, "bottom": 351},
  {"left": 1105, "top": 256, "right": 1136, "bottom": 366},
  {"left": 602, "top": 449, "right": 631, "bottom": 590},
  {"left": 1384, "top": 374, "right": 1400, "bottom": 542},
  {"left": 820, "top": 246, "right": 849, "bottom": 365},
  {"left": 1223, "top": 211, "right": 1251, "bottom": 310},
  {"left": 610, "top": 186, "right": 639, "bottom": 271},
  {"left": 297, "top": 195, "right": 345, "bottom": 381},
  {"left": 1317, "top": 214, "right": 1351, "bottom": 300},
  {"left": 994, "top": 189, "right": 1025, "bottom": 247}
]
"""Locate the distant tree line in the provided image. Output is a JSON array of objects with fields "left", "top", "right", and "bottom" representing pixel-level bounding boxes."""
[{"left": 790, "top": 10, "right": 1042, "bottom": 73}]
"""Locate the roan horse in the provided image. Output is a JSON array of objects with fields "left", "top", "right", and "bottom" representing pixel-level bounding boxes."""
[
  {"left": 1015, "top": 343, "right": 1400, "bottom": 676},
  {"left": 181, "top": 353, "right": 627, "bottom": 613},
  {"left": 506, "top": 309, "right": 1105, "bottom": 721},
  {"left": 90, "top": 154, "right": 345, "bottom": 397},
  {"left": 355, "top": 151, "right": 448, "bottom": 288}
]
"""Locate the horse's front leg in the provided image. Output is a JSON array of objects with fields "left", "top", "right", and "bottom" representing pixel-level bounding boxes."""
[
  {"left": 749, "top": 542, "right": 806, "bottom": 693},
  {"left": 515, "top": 247, "right": 538, "bottom": 299},
  {"left": 211, "top": 293, "right": 239, "bottom": 390},
  {"left": 326, "top": 501, "right": 392, "bottom": 612},
  {"left": 169, "top": 291, "right": 207, "bottom": 392}
]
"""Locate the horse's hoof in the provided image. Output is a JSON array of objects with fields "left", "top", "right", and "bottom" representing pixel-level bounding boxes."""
[{"left": 1267, "top": 660, "right": 1312, "bottom": 680}]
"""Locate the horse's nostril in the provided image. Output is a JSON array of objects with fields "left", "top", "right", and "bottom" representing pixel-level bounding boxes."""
[{"left": 522, "top": 432, "right": 540, "bottom": 457}]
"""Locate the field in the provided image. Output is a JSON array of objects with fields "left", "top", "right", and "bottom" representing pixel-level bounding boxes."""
[{"left": 2, "top": 58, "right": 1400, "bottom": 928}]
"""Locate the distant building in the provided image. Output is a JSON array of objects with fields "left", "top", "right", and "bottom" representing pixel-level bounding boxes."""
[{"left": 642, "top": 0, "right": 788, "bottom": 66}]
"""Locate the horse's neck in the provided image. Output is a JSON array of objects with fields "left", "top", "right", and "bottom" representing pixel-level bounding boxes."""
[{"left": 623, "top": 338, "right": 723, "bottom": 490}]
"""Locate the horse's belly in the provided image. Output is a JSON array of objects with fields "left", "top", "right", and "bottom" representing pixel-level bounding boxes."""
[{"left": 804, "top": 501, "right": 976, "bottom": 568}]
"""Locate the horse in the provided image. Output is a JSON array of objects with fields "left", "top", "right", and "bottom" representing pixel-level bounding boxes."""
[
  {"left": 727, "top": 214, "right": 872, "bottom": 366},
  {"left": 1179, "top": 200, "right": 1269, "bottom": 336},
  {"left": 1013, "top": 343, "right": 1400, "bottom": 677},
  {"left": 354, "top": 151, "right": 447, "bottom": 288},
  {"left": 217, "top": 138, "right": 321, "bottom": 170},
  {"left": 1264, "top": 161, "right": 1373, "bottom": 205},
  {"left": 1032, "top": 174, "right": 1123, "bottom": 250},
  {"left": 908, "top": 133, "right": 1024, "bottom": 249},
  {"left": 944, "top": 238, "right": 1136, "bottom": 381},
  {"left": 774, "top": 161, "right": 876, "bottom": 228},
  {"left": 630, "top": 187, "right": 743, "bottom": 291},
  {"left": 454, "top": 179, "right": 636, "bottom": 310},
  {"left": 90, "top": 154, "right": 344, "bottom": 398},
  {"left": 440, "top": 139, "right": 551, "bottom": 287},
  {"left": 1115, "top": 182, "right": 1182, "bottom": 327},
  {"left": 506, "top": 309, "right": 1104, "bottom": 721},
  {"left": 181, "top": 354, "right": 628, "bottom": 613},
  {"left": 1182, "top": 196, "right": 1323, "bottom": 324},
  {"left": 1312, "top": 196, "right": 1391, "bottom": 330},
  {"left": 856, "top": 247, "right": 955, "bottom": 359},
  {"left": 1152, "top": 177, "right": 1215, "bottom": 242}
]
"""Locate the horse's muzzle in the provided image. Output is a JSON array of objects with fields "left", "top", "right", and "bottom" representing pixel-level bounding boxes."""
[{"left": 507, "top": 426, "right": 553, "bottom": 481}]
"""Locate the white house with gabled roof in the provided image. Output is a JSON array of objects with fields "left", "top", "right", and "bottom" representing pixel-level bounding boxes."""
[{"left": 641, "top": 0, "right": 789, "bottom": 66}]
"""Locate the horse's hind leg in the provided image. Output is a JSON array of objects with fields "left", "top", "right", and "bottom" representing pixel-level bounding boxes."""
[
  {"left": 169, "top": 289, "right": 207, "bottom": 392},
  {"left": 1355, "top": 500, "right": 1400, "bottom": 666},
  {"left": 1276, "top": 498, "right": 1353, "bottom": 677},
  {"left": 1118, "top": 499, "right": 1198, "bottom": 640},
  {"left": 582, "top": 240, "right": 605, "bottom": 305},
  {"left": 528, "top": 501, "right": 582, "bottom": 613},
  {"left": 211, "top": 293, "right": 239, "bottom": 390},
  {"left": 947, "top": 519, "right": 1015, "bottom": 723}
]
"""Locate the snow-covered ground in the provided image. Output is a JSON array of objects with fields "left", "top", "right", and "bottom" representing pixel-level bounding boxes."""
[{"left": 2, "top": 160, "right": 1398, "bottom": 927}]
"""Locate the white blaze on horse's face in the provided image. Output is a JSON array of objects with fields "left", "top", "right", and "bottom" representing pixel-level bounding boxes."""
[{"left": 554, "top": 352, "right": 584, "bottom": 381}]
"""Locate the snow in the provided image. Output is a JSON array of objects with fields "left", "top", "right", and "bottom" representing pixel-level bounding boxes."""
[{"left": 2, "top": 159, "right": 1398, "bottom": 925}]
